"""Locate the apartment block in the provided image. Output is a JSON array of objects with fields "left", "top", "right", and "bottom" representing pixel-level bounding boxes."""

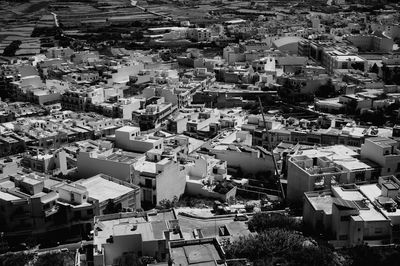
[
  {"left": 303, "top": 184, "right": 391, "bottom": 248},
  {"left": 92, "top": 211, "right": 183, "bottom": 266},
  {"left": 287, "top": 145, "right": 378, "bottom": 201},
  {"left": 361, "top": 138, "right": 400, "bottom": 177},
  {"left": 115, "top": 126, "right": 163, "bottom": 153}
]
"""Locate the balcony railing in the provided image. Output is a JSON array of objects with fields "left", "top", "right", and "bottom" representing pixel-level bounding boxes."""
[{"left": 45, "top": 205, "right": 59, "bottom": 217}]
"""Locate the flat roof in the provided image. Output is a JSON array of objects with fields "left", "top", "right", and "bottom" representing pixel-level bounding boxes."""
[
  {"left": 22, "top": 176, "right": 43, "bottom": 185},
  {"left": 333, "top": 186, "right": 387, "bottom": 221},
  {"left": 105, "top": 153, "right": 138, "bottom": 164},
  {"left": 0, "top": 190, "right": 21, "bottom": 201},
  {"left": 135, "top": 160, "right": 157, "bottom": 174},
  {"left": 360, "top": 184, "right": 400, "bottom": 219},
  {"left": 78, "top": 175, "right": 134, "bottom": 203},
  {"left": 306, "top": 192, "right": 333, "bottom": 215},
  {"left": 94, "top": 217, "right": 168, "bottom": 251},
  {"left": 116, "top": 125, "right": 140, "bottom": 133},
  {"left": 170, "top": 242, "right": 222, "bottom": 266},
  {"left": 299, "top": 144, "right": 358, "bottom": 158},
  {"left": 336, "top": 159, "right": 372, "bottom": 171},
  {"left": 335, "top": 55, "right": 365, "bottom": 62},
  {"left": 94, "top": 215, "right": 147, "bottom": 249},
  {"left": 366, "top": 137, "right": 396, "bottom": 147},
  {"left": 332, "top": 186, "right": 365, "bottom": 201}
]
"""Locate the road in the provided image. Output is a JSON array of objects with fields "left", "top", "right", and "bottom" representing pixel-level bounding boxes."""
[
  {"left": 51, "top": 12, "right": 59, "bottom": 28},
  {"left": 37, "top": 240, "right": 93, "bottom": 254},
  {"left": 131, "top": 1, "right": 174, "bottom": 21}
]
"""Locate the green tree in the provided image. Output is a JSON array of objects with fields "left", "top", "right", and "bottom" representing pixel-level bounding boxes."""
[
  {"left": 315, "top": 79, "right": 336, "bottom": 98},
  {"left": 351, "top": 62, "right": 365, "bottom": 72},
  {"left": 224, "top": 229, "right": 336, "bottom": 266},
  {"left": 370, "top": 63, "right": 379, "bottom": 74},
  {"left": 158, "top": 196, "right": 179, "bottom": 209},
  {"left": 248, "top": 212, "right": 302, "bottom": 232},
  {"left": 3, "top": 40, "right": 21, "bottom": 57},
  {"left": 343, "top": 245, "right": 400, "bottom": 266},
  {"left": 0, "top": 253, "right": 34, "bottom": 266},
  {"left": 34, "top": 252, "right": 75, "bottom": 266},
  {"left": 103, "top": 200, "right": 122, "bottom": 215}
]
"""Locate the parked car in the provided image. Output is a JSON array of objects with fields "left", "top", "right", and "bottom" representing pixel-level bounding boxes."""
[{"left": 234, "top": 214, "right": 249, "bottom": 221}]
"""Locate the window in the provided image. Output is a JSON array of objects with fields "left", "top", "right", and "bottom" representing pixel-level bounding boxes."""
[
  {"left": 145, "top": 179, "right": 152, "bottom": 188},
  {"left": 388, "top": 168, "right": 391, "bottom": 173},
  {"left": 340, "top": 216, "right": 350, "bottom": 222}
]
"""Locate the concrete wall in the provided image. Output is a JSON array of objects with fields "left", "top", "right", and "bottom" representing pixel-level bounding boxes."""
[
  {"left": 115, "top": 127, "right": 163, "bottom": 153},
  {"left": 211, "top": 148, "right": 275, "bottom": 175},
  {"left": 103, "top": 234, "right": 142, "bottom": 265},
  {"left": 121, "top": 101, "right": 141, "bottom": 120},
  {"left": 111, "top": 64, "right": 143, "bottom": 84},
  {"left": 185, "top": 181, "right": 237, "bottom": 201},
  {"left": 156, "top": 163, "right": 186, "bottom": 204},
  {"left": 287, "top": 159, "right": 314, "bottom": 202},
  {"left": 77, "top": 152, "right": 133, "bottom": 182},
  {"left": 361, "top": 140, "right": 400, "bottom": 176}
]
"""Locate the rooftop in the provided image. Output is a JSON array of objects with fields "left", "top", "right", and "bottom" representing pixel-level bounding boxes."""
[
  {"left": 366, "top": 137, "right": 397, "bottom": 148},
  {"left": 332, "top": 186, "right": 387, "bottom": 222},
  {"left": 76, "top": 174, "right": 136, "bottom": 203},
  {"left": 170, "top": 239, "right": 224, "bottom": 266},
  {"left": 360, "top": 184, "right": 400, "bottom": 219},
  {"left": 305, "top": 191, "right": 334, "bottom": 215},
  {"left": 93, "top": 214, "right": 173, "bottom": 252},
  {"left": 105, "top": 153, "right": 138, "bottom": 164},
  {"left": 273, "top": 36, "right": 304, "bottom": 48},
  {"left": 0, "top": 190, "right": 21, "bottom": 201}
]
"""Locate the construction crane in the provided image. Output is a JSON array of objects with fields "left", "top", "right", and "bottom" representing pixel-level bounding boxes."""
[
  {"left": 258, "top": 97, "right": 279, "bottom": 176},
  {"left": 258, "top": 97, "right": 286, "bottom": 200}
]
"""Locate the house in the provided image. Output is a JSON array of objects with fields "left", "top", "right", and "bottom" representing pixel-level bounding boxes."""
[
  {"left": 303, "top": 184, "right": 390, "bottom": 248},
  {"left": 287, "top": 145, "right": 378, "bottom": 202},
  {"left": 92, "top": 211, "right": 183, "bottom": 266},
  {"left": 361, "top": 137, "right": 400, "bottom": 177},
  {"left": 134, "top": 149, "right": 186, "bottom": 206},
  {"left": 115, "top": 126, "right": 163, "bottom": 153},
  {"left": 74, "top": 173, "right": 141, "bottom": 214}
]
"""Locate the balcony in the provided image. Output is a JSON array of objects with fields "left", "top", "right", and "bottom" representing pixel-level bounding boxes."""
[
  {"left": 44, "top": 205, "right": 59, "bottom": 217},
  {"left": 141, "top": 182, "right": 156, "bottom": 190}
]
